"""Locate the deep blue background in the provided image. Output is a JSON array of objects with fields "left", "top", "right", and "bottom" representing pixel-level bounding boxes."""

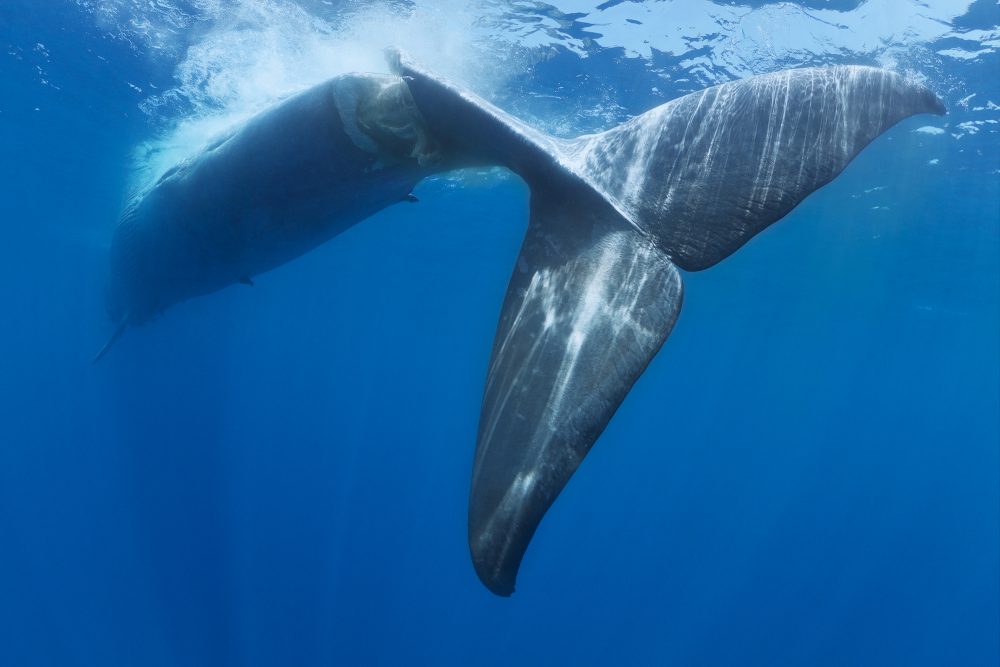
[{"left": 1, "top": 2, "right": 997, "bottom": 665}]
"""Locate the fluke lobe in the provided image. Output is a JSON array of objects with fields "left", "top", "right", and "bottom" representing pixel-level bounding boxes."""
[{"left": 101, "top": 51, "right": 945, "bottom": 595}]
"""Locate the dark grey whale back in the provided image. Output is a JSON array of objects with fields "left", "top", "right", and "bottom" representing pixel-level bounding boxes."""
[
  {"left": 394, "top": 52, "right": 944, "bottom": 595},
  {"left": 104, "top": 74, "right": 434, "bottom": 329}
]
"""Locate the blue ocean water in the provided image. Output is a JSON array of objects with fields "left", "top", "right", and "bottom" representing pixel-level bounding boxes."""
[{"left": 1, "top": 1, "right": 998, "bottom": 665}]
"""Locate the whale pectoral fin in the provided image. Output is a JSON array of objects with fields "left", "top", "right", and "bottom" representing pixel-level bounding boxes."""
[
  {"left": 92, "top": 314, "right": 130, "bottom": 364},
  {"left": 470, "top": 189, "right": 683, "bottom": 596}
]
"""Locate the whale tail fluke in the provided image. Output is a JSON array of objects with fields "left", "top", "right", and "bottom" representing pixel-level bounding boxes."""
[
  {"left": 93, "top": 315, "right": 129, "bottom": 364},
  {"left": 564, "top": 66, "right": 947, "bottom": 271},
  {"left": 468, "top": 186, "right": 683, "bottom": 596},
  {"left": 392, "top": 51, "right": 945, "bottom": 595}
]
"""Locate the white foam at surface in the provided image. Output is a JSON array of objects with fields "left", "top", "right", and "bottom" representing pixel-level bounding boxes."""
[
  {"left": 77, "top": 0, "right": 542, "bottom": 195},
  {"left": 549, "top": 0, "right": 984, "bottom": 75},
  {"left": 938, "top": 47, "right": 995, "bottom": 60},
  {"left": 72, "top": 0, "right": 998, "bottom": 197},
  {"left": 914, "top": 126, "right": 946, "bottom": 135},
  {"left": 957, "top": 93, "right": 977, "bottom": 108}
]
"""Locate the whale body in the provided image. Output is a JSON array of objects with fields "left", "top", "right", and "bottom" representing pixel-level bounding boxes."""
[
  {"left": 104, "top": 73, "right": 446, "bottom": 330},
  {"left": 102, "top": 52, "right": 945, "bottom": 595}
]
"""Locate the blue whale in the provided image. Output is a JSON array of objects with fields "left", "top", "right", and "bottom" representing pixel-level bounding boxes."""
[{"left": 101, "top": 51, "right": 945, "bottom": 595}]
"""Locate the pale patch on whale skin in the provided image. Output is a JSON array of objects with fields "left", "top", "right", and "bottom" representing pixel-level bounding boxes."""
[{"left": 102, "top": 51, "right": 945, "bottom": 597}]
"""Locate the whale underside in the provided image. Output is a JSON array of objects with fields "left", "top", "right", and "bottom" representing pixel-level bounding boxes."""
[{"left": 102, "top": 51, "right": 945, "bottom": 595}]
